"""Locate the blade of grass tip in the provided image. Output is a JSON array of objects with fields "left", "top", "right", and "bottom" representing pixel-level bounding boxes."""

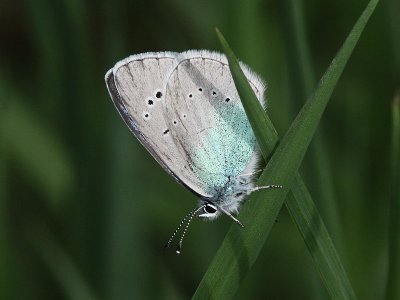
[
  {"left": 282, "top": 0, "right": 343, "bottom": 252},
  {"left": 192, "top": 1, "right": 378, "bottom": 299},
  {"left": 385, "top": 92, "right": 400, "bottom": 300},
  {"left": 28, "top": 225, "right": 99, "bottom": 300},
  {"left": 217, "top": 37, "right": 279, "bottom": 159}
]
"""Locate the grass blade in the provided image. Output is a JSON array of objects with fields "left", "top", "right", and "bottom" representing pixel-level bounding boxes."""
[
  {"left": 0, "top": 84, "right": 10, "bottom": 300},
  {"left": 193, "top": 1, "right": 378, "bottom": 299},
  {"left": 2, "top": 100, "right": 74, "bottom": 209},
  {"left": 28, "top": 226, "right": 99, "bottom": 300},
  {"left": 385, "top": 92, "right": 400, "bottom": 300},
  {"left": 282, "top": 0, "right": 343, "bottom": 250}
]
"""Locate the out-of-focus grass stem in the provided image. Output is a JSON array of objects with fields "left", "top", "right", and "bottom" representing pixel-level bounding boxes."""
[{"left": 385, "top": 92, "right": 400, "bottom": 300}]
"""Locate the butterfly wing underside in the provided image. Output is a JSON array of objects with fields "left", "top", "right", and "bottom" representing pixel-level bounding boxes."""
[
  {"left": 105, "top": 52, "right": 211, "bottom": 197},
  {"left": 163, "top": 51, "right": 266, "bottom": 194}
]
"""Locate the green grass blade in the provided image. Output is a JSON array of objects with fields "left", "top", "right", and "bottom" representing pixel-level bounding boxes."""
[
  {"left": 281, "top": 0, "right": 315, "bottom": 103},
  {"left": 282, "top": 0, "right": 343, "bottom": 250},
  {"left": 385, "top": 92, "right": 400, "bottom": 300},
  {"left": 192, "top": 1, "right": 378, "bottom": 299},
  {"left": 0, "top": 88, "right": 10, "bottom": 300},
  {"left": 28, "top": 226, "right": 99, "bottom": 300},
  {"left": 287, "top": 177, "right": 354, "bottom": 299},
  {"left": 218, "top": 25, "right": 358, "bottom": 300},
  {"left": 2, "top": 100, "right": 74, "bottom": 209}
]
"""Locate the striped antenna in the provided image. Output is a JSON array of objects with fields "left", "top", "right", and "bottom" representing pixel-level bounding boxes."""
[
  {"left": 176, "top": 206, "right": 204, "bottom": 254},
  {"left": 164, "top": 205, "right": 205, "bottom": 253}
]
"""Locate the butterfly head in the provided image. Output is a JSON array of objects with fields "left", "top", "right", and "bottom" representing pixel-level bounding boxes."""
[
  {"left": 198, "top": 202, "right": 221, "bottom": 220},
  {"left": 164, "top": 200, "right": 243, "bottom": 255},
  {"left": 196, "top": 176, "right": 251, "bottom": 222},
  {"left": 198, "top": 199, "right": 244, "bottom": 227}
]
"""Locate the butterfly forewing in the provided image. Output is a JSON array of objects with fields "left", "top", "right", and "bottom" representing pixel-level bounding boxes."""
[{"left": 106, "top": 52, "right": 211, "bottom": 198}]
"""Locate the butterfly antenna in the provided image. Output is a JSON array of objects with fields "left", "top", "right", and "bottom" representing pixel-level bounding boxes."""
[
  {"left": 176, "top": 206, "right": 205, "bottom": 255},
  {"left": 164, "top": 205, "right": 205, "bottom": 251},
  {"left": 164, "top": 208, "right": 195, "bottom": 250}
]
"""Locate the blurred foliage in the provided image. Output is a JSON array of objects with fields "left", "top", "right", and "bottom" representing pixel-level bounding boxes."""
[{"left": 0, "top": 0, "right": 398, "bottom": 299}]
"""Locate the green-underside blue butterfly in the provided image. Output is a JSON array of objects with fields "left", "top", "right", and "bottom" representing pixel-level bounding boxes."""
[{"left": 105, "top": 50, "right": 282, "bottom": 254}]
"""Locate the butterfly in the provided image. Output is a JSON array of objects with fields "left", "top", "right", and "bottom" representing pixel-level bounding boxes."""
[{"left": 105, "top": 50, "right": 282, "bottom": 253}]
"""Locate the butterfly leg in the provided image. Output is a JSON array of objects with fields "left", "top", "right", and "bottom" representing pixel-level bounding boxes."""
[
  {"left": 245, "top": 184, "right": 283, "bottom": 195},
  {"left": 215, "top": 204, "right": 244, "bottom": 228},
  {"left": 237, "top": 169, "right": 263, "bottom": 178}
]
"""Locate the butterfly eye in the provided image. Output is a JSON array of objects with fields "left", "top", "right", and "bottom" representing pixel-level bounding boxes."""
[{"left": 204, "top": 204, "right": 217, "bottom": 214}]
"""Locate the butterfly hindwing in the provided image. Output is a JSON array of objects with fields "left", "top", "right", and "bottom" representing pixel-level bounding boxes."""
[{"left": 163, "top": 51, "right": 265, "bottom": 195}]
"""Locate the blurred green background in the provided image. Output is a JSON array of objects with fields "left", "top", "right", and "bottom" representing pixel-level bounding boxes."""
[{"left": 0, "top": 0, "right": 398, "bottom": 299}]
